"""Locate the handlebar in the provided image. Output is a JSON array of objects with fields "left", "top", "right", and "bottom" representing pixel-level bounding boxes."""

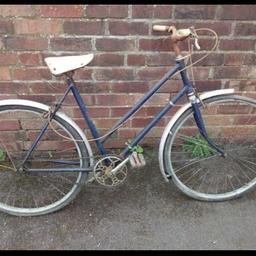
[{"left": 153, "top": 25, "right": 201, "bottom": 56}]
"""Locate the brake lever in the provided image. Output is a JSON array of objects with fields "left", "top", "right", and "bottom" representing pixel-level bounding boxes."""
[
  {"left": 194, "top": 38, "right": 201, "bottom": 50},
  {"left": 189, "top": 26, "right": 201, "bottom": 50}
]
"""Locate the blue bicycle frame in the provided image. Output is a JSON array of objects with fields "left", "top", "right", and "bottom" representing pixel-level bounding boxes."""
[{"left": 25, "top": 58, "right": 224, "bottom": 173}]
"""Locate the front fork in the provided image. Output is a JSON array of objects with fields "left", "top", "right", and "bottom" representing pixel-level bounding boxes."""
[{"left": 189, "top": 92, "right": 226, "bottom": 157}]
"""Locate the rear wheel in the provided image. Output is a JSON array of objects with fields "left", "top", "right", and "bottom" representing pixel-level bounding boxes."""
[
  {"left": 0, "top": 104, "right": 90, "bottom": 216},
  {"left": 163, "top": 95, "right": 256, "bottom": 201}
]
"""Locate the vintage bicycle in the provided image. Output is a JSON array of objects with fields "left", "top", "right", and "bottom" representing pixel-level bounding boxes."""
[{"left": 0, "top": 25, "right": 255, "bottom": 216}]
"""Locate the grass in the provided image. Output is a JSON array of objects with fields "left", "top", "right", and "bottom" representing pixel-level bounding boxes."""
[
  {"left": 0, "top": 149, "right": 6, "bottom": 162},
  {"left": 180, "top": 134, "right": 215, "bottom": 158}
]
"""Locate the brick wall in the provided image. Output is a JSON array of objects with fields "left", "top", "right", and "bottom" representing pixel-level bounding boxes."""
[{"left": 0, "top": 4, "right": 255, "bottom": 149}]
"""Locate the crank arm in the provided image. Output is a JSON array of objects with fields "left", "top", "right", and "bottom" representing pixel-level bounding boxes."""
[{"left": 109, "top": 157, "right": 130, "bottom": 176}]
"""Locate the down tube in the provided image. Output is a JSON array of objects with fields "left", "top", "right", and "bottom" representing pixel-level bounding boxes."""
[{"left": 121, "top": 86, "right": 188, "bottom": 157}]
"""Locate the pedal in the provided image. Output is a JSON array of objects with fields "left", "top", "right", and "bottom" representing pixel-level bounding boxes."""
[{"left": 129, "top": 152, "right": 146, "bottom": 169}]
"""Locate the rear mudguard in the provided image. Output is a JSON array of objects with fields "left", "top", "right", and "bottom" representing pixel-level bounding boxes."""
[
  {"left": 158, "top": 89, "right": 235, "bottom": 182},
  {"left": 0, "top": 99, "right": 94, "bottom": 167}
]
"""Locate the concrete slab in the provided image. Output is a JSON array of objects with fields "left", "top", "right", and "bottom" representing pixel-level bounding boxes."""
[{"left": 0, "top": 150, "right": 256, "bottom": 250}]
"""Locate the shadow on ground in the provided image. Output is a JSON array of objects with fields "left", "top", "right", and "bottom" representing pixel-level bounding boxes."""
[{"left": 1, "top": 149, "right": 256, "bottom": 250}]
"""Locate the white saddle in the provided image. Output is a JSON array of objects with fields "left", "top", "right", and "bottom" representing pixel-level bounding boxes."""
[{"left": 44, "top": 54, "right": 94, "bottom": 76}]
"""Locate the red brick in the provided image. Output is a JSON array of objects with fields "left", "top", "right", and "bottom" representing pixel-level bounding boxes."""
[
  {"left": 109, "top": 21, "right": 149, "bottom": 36},
  {"left": 146, "top": 53, "right": 176, "bottom": 66},
  {"left": 39, "top": 5, "right": 84, "bottom": 17},
  {"left": 63, "top": 20, "right": 104, "bottom": 35},
  {"left": 187, "top": 67, "right": 211, "bottom": 81},
  {"left": 111, "top": 81, "right": 149, "bottom": 93},
  {"left": 0, "top": 5, "right": 36, "bottom": 17},
  {"left": 174, "top": 5, "right": 216, "bottom": 19},
  {"left": 145, "top": 106, "right": 162, "bottom": 116},
  {"left": 76, "top": 82, "right": 111, "bottom": 94},
  {"left": 19, "top": 53, "right": 41, "bottom": 65},
  {"left": 224, "top": 53, "right": 245, "bottom": 66},
  {"left": 213, "top": 66, "right": 241, "bottom": 79},
  {"left": 111, "top": 107, "right": 146, "bottom": 117},
  {"left": 94, "top": 68, "right": 134, "bottom": 81},
  {"left": 90, "top": 54, "right": 124, "bottom": 66},
  {"left": 244, "top": 67, "right": 256, "bottom": 79},
  {"left": 196, "top": 21, "right": 232, "bottom": 36},
  {"left": 127, "top": 54, "right": 146, "bottom": 66},
  {"left": 132, "top": 5, "right": 154, "bottom": 18},
  {"left": 73, "top": 69, "right": 93, "bottom": 80},
  {"left": 0, "top": 52, "right": 18, "bottom": 65},
  {"left": 139, "top": 38, "right": 173, "bottom": 51},
  {"left": 50, "top": 38, "right": 92, "bottom": 51},
  {"left": 95, "top": 94, "right": 137, "bottom": 106},
  {"left": 118, "top": 129, "right": 137, "bottom": 139},
  {"left": 219, "top": 5, "right": 256, "bottom": 20},
  {"left": 0, "top": 67, "right": 11, "bottom": 80},
  {"left": 73, "top": 107, "right": 110, "bottom": 118},
  {"left": 86, "top": 5, "right": 128, "bottom": 18},
  {"left": 64, "top": 95, "right": 94, "bottom": 106},
  {"left": 146, "top": 106, "right": 177, "bottom": 118},
  {"left": 94, "top": 118, "right": 120, "bottom": 129},
  {"left": 137, "top": 67, "right": 170, "bottom": 81},
  {"left": 153, "top": 5, "right": 173, "bottom": 19},
  {"left": 27, "top": 82, "right": 64, "bottom": 94},
  {"left": 147, "top": 127, "right": 165, "bottom": 138},
  {"left": 95, "top": 38, "right": 135, "bottom": 52},
  {"left": 0, "top": 95, "right": 17, "bottom": 101},
  {"left": 17, "top": 95, "right": 55, "bottom": 105},
  {"left": 0, "top": 21, "right": 14, "bottom": 34},
  {"left": 218, "top": 104, "right": 252, "bottom": 115},
  {"left": 0, "top": 120, "right": 20, "bottom": 131},
  {"left": 12, "top": 68, "right": 52, "bottom": 80},
  {"left": 81, "top": 95, "right": 95, "bottom": 106},
  {"left": 156, "top": 80, "right": 182, "bottom": 93},
  {"left": 132, "top": 117, "right": 165, "bottom": 127},
  {"left": 244, "top": 54, "right": 256, "bottom": 65},
  {"left": 234, "top": 116, "right": 256, "bottom": 126},
  {"left": 234, "top": 23, "right": 256, "bottom": 36},
  {"left": 104, "top": 139, "right": 128, "bottom": 149},
  {"left": 0, "top": 131, "right": 25, "bottom": 142},
  {"left": 14, "top": 19, "right": 61, "bottom": 35},
  {"left": 145, "top": 94, "right": 170, "bottom": 106},
  {"left": 0, "top": 82, "right": 29, "bottom": 94},
  {"left": 192, "top": 53, "right": 224, "bottom": 66},
  {"left": 224, "top": 80, "right": 256, "bottom": 91},
  {"left": 193, "top": 80, "right": 222, "bottom": 92},
  {"left": 4, "top": 37, "right": 48, "bottom": 50},
  {"left": 219, "top": 39, "right": 255, "bottom": 51}
]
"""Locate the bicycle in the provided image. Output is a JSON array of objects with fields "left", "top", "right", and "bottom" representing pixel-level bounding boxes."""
[{"left": 0, "top": 24, "right": 255, "bottom": 216}]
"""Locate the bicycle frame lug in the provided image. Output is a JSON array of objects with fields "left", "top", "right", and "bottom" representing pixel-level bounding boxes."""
[{"left": 187, "top": 92, "right": 198, "bottom": 104}]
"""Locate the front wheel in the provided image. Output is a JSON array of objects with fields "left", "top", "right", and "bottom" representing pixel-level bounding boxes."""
[
  {"left": 163, "top": 95, "right": 256, "bottom": 201},
  {"left": 0, "top": 103, "right": 91, "bottom": 216}
]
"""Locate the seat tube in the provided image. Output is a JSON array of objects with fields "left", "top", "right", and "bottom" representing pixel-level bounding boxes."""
[{"left": 68, "top": 78, "right": 108, "bottom": 156}]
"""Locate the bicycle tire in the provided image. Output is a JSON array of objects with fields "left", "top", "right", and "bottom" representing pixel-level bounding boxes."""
[
  {"left": 163, "top": 94, "right": 256, "bottom": 201},
  {"left": 0, "top": 104, "right": 90, "bottom": 216}
]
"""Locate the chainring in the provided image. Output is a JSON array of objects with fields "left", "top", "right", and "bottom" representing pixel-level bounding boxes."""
[{"left": 93, "top": 155, "right": 128, "bottom": 187}]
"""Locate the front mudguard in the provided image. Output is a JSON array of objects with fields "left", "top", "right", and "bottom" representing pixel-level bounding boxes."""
[{"left": 158, "top": 89, "right": 235, "bottom": 182}]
